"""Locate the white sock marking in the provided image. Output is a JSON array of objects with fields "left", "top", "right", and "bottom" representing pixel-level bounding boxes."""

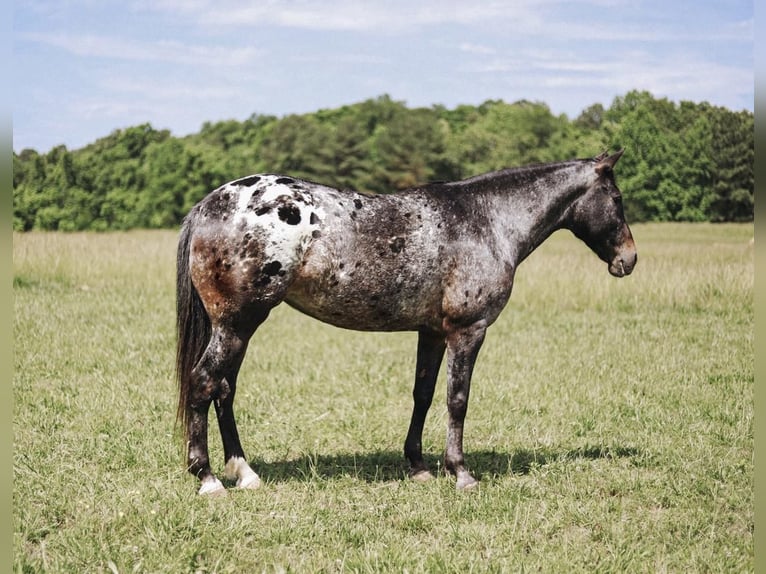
[{"left": 224, "top": 456, "right": 261, "bottom": 489}]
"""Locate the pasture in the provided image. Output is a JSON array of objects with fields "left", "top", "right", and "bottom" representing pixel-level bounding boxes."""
[{"left": 13, "top": 223, "right": 753, "bottom": 572}]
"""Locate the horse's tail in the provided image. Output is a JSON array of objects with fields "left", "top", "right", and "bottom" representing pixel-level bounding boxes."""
[{"left": 175, "top": 216, "right": 211, "bottom": 444}]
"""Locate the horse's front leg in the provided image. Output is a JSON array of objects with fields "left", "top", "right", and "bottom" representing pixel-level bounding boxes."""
[
  {"left": 444, "top": 320, "right": 487, "bottom": 490},
  {"left": 404, "top": 329, "right": 446, "bottom": 481}
]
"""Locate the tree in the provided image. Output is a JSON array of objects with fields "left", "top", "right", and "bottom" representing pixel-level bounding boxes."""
[
  {"left": 446, "top": 100, "right": 562, "bottom": 177},
  {"left": 368, "top": 106, "right": 455, "bottom": 192},
  {"left": 708, "top": 108, "right": 754, "bottom": 222},
  {"left": 257, "top": 114, "right": 337, "bottom": 182},
  {"left": 12, "top": 92, "right": 754, "bottom": 230}
]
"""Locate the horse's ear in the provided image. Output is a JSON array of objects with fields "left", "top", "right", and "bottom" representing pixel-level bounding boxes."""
[
  {"left": 594, "top": 150, "right": 609, "bottom": 162},
  {"left": 595, "top": 148, "right": 624, "bottom": 175}
]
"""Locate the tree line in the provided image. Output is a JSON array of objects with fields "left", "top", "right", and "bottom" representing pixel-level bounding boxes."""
[{"left": 13, "top": 90, "right": 754, "bottom": 231}]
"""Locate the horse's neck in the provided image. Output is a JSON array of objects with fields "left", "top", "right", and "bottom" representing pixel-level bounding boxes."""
[{"left": 470, "top": 164, "right": 590, "bottom": 266}]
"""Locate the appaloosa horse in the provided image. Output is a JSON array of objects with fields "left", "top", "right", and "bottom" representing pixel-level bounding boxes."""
[{"left": 176, "top": 150, "right": 636, "bottom": 494}]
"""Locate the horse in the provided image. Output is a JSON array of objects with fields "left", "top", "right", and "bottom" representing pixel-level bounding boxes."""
[{"left": 176, "top": 150, "right": 637, "bottom": 495}]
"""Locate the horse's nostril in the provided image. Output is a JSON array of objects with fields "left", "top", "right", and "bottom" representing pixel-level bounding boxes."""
[{"left": 623, "top": 252, "right": 637, "bottom": 274}]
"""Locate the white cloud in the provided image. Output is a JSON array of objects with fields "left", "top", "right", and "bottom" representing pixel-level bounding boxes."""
[
  {"left": 460, "top": 45, "right": 753, "bottom": 113},
  {"left": 132, "top": 0, "right": 543, "bottom": 31},
  {"left": 459, "top": 43, "right": 496, "bottom": 55},
  {"left": 21, "top": 32, "right": 262, "bottom": 67},
  {"left": 604, "top": 53, "right": 753, "bottom": 105}
]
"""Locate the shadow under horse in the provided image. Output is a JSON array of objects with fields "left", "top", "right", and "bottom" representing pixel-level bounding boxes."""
[{"left": 176, "top": 150, "right": 637, "bottom": 495}]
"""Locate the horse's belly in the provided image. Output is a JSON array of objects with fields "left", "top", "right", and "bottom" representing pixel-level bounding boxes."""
[{"left": 284, "top": 275, "right": 441, "bottom": 332}]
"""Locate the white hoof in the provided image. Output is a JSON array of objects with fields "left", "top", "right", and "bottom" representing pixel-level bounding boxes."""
[
  {"left": 411, "top": 469, "right": 435, "bottom": 483},
  {"left": 198, "top": 477, "right": 226, "bottom": 496},
  {"left": 456, "top": 471, "right": 479, "bottom": 491},
  {"left": 237, "top": 472, "right": 261, "bottom": 490},
  {"left": 224, "top": 456, "right": 261, "bottom": 490}
]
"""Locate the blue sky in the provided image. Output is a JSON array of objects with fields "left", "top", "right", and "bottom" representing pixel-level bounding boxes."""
[{"left": 13, "top": 0, "right": 753, "bottom": 153}]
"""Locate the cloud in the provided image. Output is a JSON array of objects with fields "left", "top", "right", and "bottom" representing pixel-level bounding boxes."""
[
  {"left": 603, "top": 52, "right": 753, "bottom": 104},
  {"left": 21, "top": 32, "right": 262, "bottom": 67},
  {"left": 132, "top": 0, "right": 543, "bottom": 32},
  {"left": 459, "top": 43, "right": 496, "bottom": 55},
  {"left": 467, "top": 46, "right": 753, "bottom": 111}
]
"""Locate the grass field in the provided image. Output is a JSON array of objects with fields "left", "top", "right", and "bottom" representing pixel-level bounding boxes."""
[{"left": 13, "top": 223, "right": 753, "bottom": 573}]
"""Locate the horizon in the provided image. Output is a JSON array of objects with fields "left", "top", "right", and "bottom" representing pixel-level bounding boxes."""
[{"left": 13, "top": 90, "right": 756, "bottom": 155}]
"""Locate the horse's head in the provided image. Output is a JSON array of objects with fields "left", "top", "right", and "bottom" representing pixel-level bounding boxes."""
[{"left": 567, "top": 149, "right": 637, "bottom": 277}]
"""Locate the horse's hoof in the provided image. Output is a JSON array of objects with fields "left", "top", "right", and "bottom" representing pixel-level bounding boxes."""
[
  {"left": 456, "top": 473, "right": 479, "bottom": 491},
  {"left": 224, "top": 457, "right": 261, "bottom": 490},
  {"left": 198, "top": 477, "right": 226, "bottom": 496},
  {"left": 237, "top": 473, "right": 261, "bottom": 490},
  {"left": 411, "top": 470, "right": 435, "bottom": 483}
]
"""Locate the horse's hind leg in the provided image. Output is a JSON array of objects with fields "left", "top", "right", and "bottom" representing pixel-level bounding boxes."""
[
  {"left": 404, "top": 329, "right": 446, "bottom": 481},
  {"left": 187, "top": 321, "right": 262, "bottom": 494},
  {"left": 216, "top": 373, "right": 261, "bottom": 490}
]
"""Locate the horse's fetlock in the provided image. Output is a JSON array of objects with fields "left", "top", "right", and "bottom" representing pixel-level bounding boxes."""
[{"left": 187, "top": 451, "right": 210, "bottom": 477}]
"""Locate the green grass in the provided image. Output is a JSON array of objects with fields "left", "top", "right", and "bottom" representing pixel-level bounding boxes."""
[{"left": 13, "top": 223, "right": 753, "bottom": 573}]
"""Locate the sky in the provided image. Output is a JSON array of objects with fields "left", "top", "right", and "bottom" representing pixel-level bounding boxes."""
[{"left": 13, "top": 0, "right": 754, "bottom": 153}]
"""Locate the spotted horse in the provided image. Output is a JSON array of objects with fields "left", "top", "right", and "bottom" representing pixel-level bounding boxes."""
[{"left": 176, "top": 150, "right": 637, "bottom": 494}]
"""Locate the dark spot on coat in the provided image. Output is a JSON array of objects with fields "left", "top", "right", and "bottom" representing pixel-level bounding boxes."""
[
  {"left": 278, "top": 203, "right": 301, "bottom": 225},
  {"left": 233, "top": 175, "right": 261, "bottom": 187},
  {"left": 203, "top": 189, "right": 236, "bottom": 219},
  {"left": 262, "top": 261, "right": 283, "bottom": 276},
  {"left": 255, "top": 205, "right": 272, "bottom": 216},
  {"left": 389, "top": 237, "right": 405, "bottom": 253},
  {"left": 353, "top": 198, "right": 363, "bottom": 209},
  {"left": 310, "top": 212, "right": 319, "bottom": 224},
  {"left": 275, "top": 177, "right": 295, "bottom": 185},
  {"left": 312, "top": 230, "right": 321, "bottom": 238}
]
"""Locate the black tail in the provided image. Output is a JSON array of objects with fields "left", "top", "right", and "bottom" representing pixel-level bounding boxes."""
[{"left": 176, "top": 217, "right": 211, "bottom": 444}]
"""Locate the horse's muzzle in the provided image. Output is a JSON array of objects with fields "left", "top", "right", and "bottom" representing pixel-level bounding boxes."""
[{"left": 608, "top": 249, "right": 637, "bottom": 277}]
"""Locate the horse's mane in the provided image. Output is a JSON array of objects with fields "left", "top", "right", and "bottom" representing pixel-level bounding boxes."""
[{"left": 419, "top": 158, "right": 590, "bottom": 194}]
